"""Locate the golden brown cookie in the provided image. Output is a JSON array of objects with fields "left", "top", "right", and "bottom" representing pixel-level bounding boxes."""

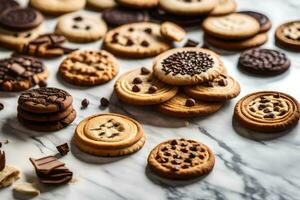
[
  {"left": 160, "top": 22, "right": 186, "bottom": 42},
  {"left": 116, "top": 0, "right": 158, "bottom": 9},
  {"left": 210, "top": 0, "right": 237, "bottom": 16},
  {"left": 153, "top": 47, "right": 223, "bottom": 85},
  {"left": 184, "top": 74, "right": 240, "bottom": 101},
  {"left": 103, "top": 22, "right": 171, "bottom": 58},
  {"left": 275, "top": 21, "right": 300, "bottom": 51},
  {"left": 148, "top": 138, "right": 215, "bottom": 180},
  {"left": 59, "top": 50, "right": 119, "bottom": 86},
  {"left": 74, "top": 113, "right": 146, "bottom": 157},
  {"left": 115, "top": 67, "right": 178, "bottom": 105},
  {"left": 158, "top": 93, "right": 224, "bottom": 117},
  {"left": 234, "top": 91, "right": 300, "bottom": 133}
]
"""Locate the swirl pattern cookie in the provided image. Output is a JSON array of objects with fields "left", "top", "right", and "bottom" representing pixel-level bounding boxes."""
[
  {"left": 275, "top": 21, "right": 300, "bottom": 51},
  {"left": 148, "top": 138, "right": 215, "bottom": 180},
  {"left": 115, "top": 67, "right": 178, "bottom": 105},
  {"left": 103, "top": 22, "right": 171, "bottom": 58},
  {"left": 74, "top": 113, "right": 146, "bottom": 156},
  {"left": 234, "top": 91, "right": 300, "bottom": 133},
  {"left": 153, "top": 48, "right": 223, "bottom": 85},
  {"left": 59, "top": 50, "right": 119, "bottom": 86}
]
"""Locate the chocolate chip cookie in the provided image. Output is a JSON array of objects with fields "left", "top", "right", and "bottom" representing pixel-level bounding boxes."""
[
  {"left": 239, "top": 11, "right": 272, "bottom": 33},
  {"left": 234, "top": 91, "right": 300, "bottom": 133},
  {"left": 59, "top": 50, "right": 119, "bottom": 86},
  {"left": 275, "top": 21, "right": 300, "bottom": 51},
  {"left": 148, "top": 138, "right": 215, "bottom": 180}
]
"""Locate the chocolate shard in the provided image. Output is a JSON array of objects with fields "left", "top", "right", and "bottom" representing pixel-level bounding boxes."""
[
  {"left": 56, "top": 143, "right": 70, "bottom": 156},
  {"left": 0, "top": 150, "right": 5, "bottom": 171}
]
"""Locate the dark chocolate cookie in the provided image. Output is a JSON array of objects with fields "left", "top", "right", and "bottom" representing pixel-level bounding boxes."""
[
  {"left": 238, "top": 48, "right": 290, "bottom": 76},
  {"left": 0, "top": 0, "right": 19, "bottom": 15},
  {"left": 102, "top": 7, "right": 149, "bottom": 27},
  {"left": 0, "top": 7, "right": 43, "bottom": 31},
  {"left": 18, "top": 87, "right": 73, "bottom": 113},
  {"left": 239, "top": 11, "right": 271, "bottom": 33}
]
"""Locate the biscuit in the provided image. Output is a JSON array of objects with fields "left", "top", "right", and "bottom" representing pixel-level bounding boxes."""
[
  {"left": 103, "top": 22, "right": 171, "bottom": 58},
  {"left": 238, "top": 48, "right": 290, "bottom": 76},
  {"left": 55, "top": 12, "right": 107, "bottom": 43},
  {"left": 202, "top": 13, "right": 260, "bottom": 40},
  {"left": 74, "top": 113, "right": 145, "bottom": 157},
  {"left": 116, "top": 0, "right": 158, "bottom": 9},
  {"left": 87, "top": 0, "right": 116, "bottom": 10},
  {"left": 159, "top": 0, "right": 218, "bottom": 16},
  {"left": 59, "top": 50, "right": 119, "bottom": 86},
  {"left": 275, "top": 21, "right": 300, "bottom": 51},
  {"left": 158, "top": 93, "right": 224, "bottom": 117},
  {"left": 30, "top": 0, "right": 86, "bottom": 15},
  {"left": 153, "top": 47, "right": 223, "bottom": 85},
  {"left": 239, "top": 11, "right": 272, "bottom": 33},
  {"left": 234, "top": 91, "right": 300, "bottom": 133},
  {"left": 0, "top": 165, "right": 20, "bottom": 188},
  {"left": 148, "top": 138, "right": 215, "bottom": 180},
  {"left": 184, "top": 74, "right": 240, "bottom": 101},
  {"left": 115, "top": 67, "right": 178, "bottom": 105},
  {"left": 160, "top": 22, "right": 186, "bottom": 42},
  {"left": 210, "top": 0, "right": 237, "bottom": 16}
]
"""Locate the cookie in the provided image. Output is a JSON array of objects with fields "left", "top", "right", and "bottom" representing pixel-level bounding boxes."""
[
  {"left": 102, "top": 7, "right": 149, "bottom": 27},
  {"left": 13, "top": 183, "right": 40, "bottom": 197},
  {"left": 0, "top": 55, "right": 48, "bottom": 91},
  {"left": 184, "top": 74, "right": 240, "bottom": 101},
  {"left": 30, "top": 0, "right": 86, "bottom": 15},
  {"left": 238, "top": 48, "right": 290, "bottom": 76},
  {"left": 0, "top": 0, "right": 19, "bottom": 15},
  {"left": 158, "top": 93, "right": 224, "bottom": 117},
  {"left": 0, "top": 7, "right": 43, "bottom": 31},
  {"left": 59, "top": 50, "right": 119, "bottom": 86},
  {"left": 18, "top": 87, "right": 73, "bottom": 113},
  {"left": 116, "top": 0, "right": 158, "bottom": 9},
  {"left": 103, "top": 22, "right": 171, "bottom": 58},
  {"left": 210, "top": 0, "right": 237, "bottom": 16},
  {"left": 204, "top": 33, "right": 268, "bottom": 51},
  {"left": 115, "top": 67, "right": 178, "bottom": 105},
  {"left": 153, "top": 47, "right": 223, "bottom": 85},
  {"left": 55, "top": 12, "right": 107, "bottom": 43},
  {"left": 18, "top": 109, "right": 76, "bottom": 132},
  {"left": 160, "top": 22, "right": 186, "bottom": 42},
  {"left": 74, "top": 113, "right": 146, "bottom": 157},
  {"left": 147, "top": 138, "right": 215, "bottom": 180},
  {"left": 239, "top": 11, "right": 272, "bottom": 33},
  {"left": 234, "top": 91, "right": 300, "bottom": 133},
  {"left": 87, "top": 0, "right": 116, "bottom": 10},
  {"left": 0, "top": 165, "right": 20, "bottom": 188},
  {"left": 202, "top": 13, "right": 260, "bottom": 40},
  {"left": 275, "top": 21, "right": 300, "bottom": 51},
  {"left": 159, "top": 0, "right": 218, "bottom": 16}
]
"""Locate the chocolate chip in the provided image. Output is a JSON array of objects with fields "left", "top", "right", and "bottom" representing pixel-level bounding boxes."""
[
  {"left": 81, "top": 98, "right": 89, "bottom": 109},
  {"left": 141, "top": 40, "right": 149, "bottom": 47},
  {"left": 148, "top": 86, "right": 158, "bottom": 94},
  {"left": 126, "top": 39, "right": 134, "bottom": 46},
  {"left": 258, "top": 104, "right": 266, "bottom": 110},
  {"left": 182, "top": 165, "right": 189, "bottom": 169},
  {"left": 218, "top": 78, "right": 227, "bottom": 86},
  {"left": 189, "top": 153, "right": 196, "bottom": 158},
  {"left": 184, "top": 39, "right": 199, "bottom": 47},
  {"left": 260, "top": 98, "right": 270, "bottom": 103},
  {"left": 190, "top": 146, "right": 197, "bottom": 151},
  {"left": 263, "top": 108, "right": 271, "bottom": 113},
  {"left": 141, "top": 67, "right": 150, "bottom": 75},
  {"left": 164, "top": 152, "right": 171, "bottom": 156},
  {"left": 170, "top": 140, "right": 178, "bottom": 146},
  {"left": 181, "top": 148, "right": 188, "bottom": 153},
  {"left": 264, "top": 113, "right": 275, "bottom": 118},
  {"left": 279, "top": 110, "right": 287, "bottom": 116},
  {"left": 173, "top": 154, "right": 181, "bottom": 159},
  {"left": 72, "top": 25, "right": 79, "bottom": 29},
  {"left": 0, "top": 103, "right": 3, "bottom": 111},
  {"left": 144, "top": 28, "right": 152, "bottom": 34},
  {"left": 128, "top": 27, "right": 134, "bottom": 32},
  {"left": 38, "top": 80, "right": 47, "bottom": 88},
  {"left": 161, "top": 147, "right": 168, "bottom": 151},
  {"left": 56, "top": 143, "right": 69, "bottom": 156},
  {"left": 100, "top": 97, "right": 109, "bottom": 107},
  {"left": 184, "top": 158, "right": 192, "bottom": 163},
  {"left": 73, "top": 16, "right": 83, "bottom": 21},
  {"left": 132, "top": 77, "right": 142, "bottom": 84},
  {"left": 199, "top": 154, "right": 204, "bottom": 160},
  {"left": 171, "top": 159, "right": 181, "bottom": 165},
  {"left": 132, "top": 85, "right": 140, "bottom": 92},
  {"left": 185, "top": 98, "right": 195, "bottom": 107},
  {"left": 85, "top": 26, "right": 91, "bottom": 30}
]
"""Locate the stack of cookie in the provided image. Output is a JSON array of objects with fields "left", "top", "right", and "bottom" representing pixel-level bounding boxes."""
[
  {"left": 17, "top": 87, "right": 76, "bottom": 132},
  {"left": 203, "top": 12, "right": 271, "bottom": 51}
]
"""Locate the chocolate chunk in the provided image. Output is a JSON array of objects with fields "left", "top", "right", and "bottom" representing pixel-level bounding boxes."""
[
  {"left": 126, "top": 39, "right": 134, "bottom": 46},
  {"left": 141, "top": 67, "right": 150, "bottom": 75},
  {"left": 190, "top": 146, "right": 197, "bottom": 151},
  {"left": 132, "top": 77, "right": 142, "bottom": 84},
  {"left": 181, "top": 148, "right": 188, "bottom": 153},
  {"left": 164, "top": 152, "right": 171, "bottom": 156},
  {"left": 73, "top": 16, "right": 83, "bottom": 21},
  {"left": 141, "top": 40, "right": 149, "bottom": 47},
  {"left": 171, "top": 159, "right": 181, "bottom": 165},
  {"left": 81, "top": 98, "right": 89, "bottom": 109},
  {"left": 144, "top": 28, "right": 152, "bottom": 34},
  {"left": 72, "top": 25, "right": 79, "bottom": 29},
  {"left": 184, "top": 158, "right": 192, "bottom": 163},
  {"left": 264, "top": 113, "right": 275, "bottom": 119},
  {"left": 185, "top": 98, "right": 196, "bottom": 107},
  {"left": 38, "top": 80, "right": 47, "bottom": 88},
  {"left": 100, "top": 97, "right": 109, "bottom": 107},
  {"left": 132, "top": 85, "right": 140, "bottom": 92},
  {"left": 189, "top": 153, "right": 196, "bottom": 158},
  {"left": 218, "top": 78, "right": 227, "bottom": 86},
  {"left": 184, "top": 39, "right": 199, "bottom": 47},
  {"left": 148, "top": 86, "right": 158, "bottom": 94},
  {"left": 56, "top": 143, "right": 70, "bottom": 156},
  {"left": 199, "top": 154, "right": 204, "bottom": 160},
  {"left": 0, "top": 150, "right": 5, "bottom": 171},
  {"left": 0, "top": 103, "right": 3, "bottom": 111},
  {"left": 170, "top": 140, "right": 178, "bottom": 146}
]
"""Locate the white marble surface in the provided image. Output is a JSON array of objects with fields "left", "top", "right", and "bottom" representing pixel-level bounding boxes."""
[{"left": 0, "top": 0, "right": 300, "bottom": 199}]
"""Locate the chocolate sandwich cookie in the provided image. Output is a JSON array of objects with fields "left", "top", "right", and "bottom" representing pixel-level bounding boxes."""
[
  {"left": 0, "top": 0, "right": 19, "bottom": 15},
  {"left": 0, "top": 55, "right": 48, "bottom": 91},
  {"left": 238, "top": 48, "right": 290, "bottom": 76},
  {"left": 0, "top": 7, "right": 44, "bottom": 31},
  {"left": 148, "top": 138, "right": 215, "bottom": 180},
  {"left": 275, "top": 21, "right": 300, "bottom": 51},
  {"left": 239, "top": 11, "right": 272, "bottom": 33},
  {"left": 102, "top": 7, "right": 149, "bottom": 27}
]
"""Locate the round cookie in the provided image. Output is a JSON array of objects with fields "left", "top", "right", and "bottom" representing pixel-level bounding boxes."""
[
  {"left": 102, "top": 7, "right": 149, "bottom": 27},
  {"left": 275, "top": 21, "right": 300, "bottom": 51},
  {"left": 204, "top": 33, "right": 268, "bottom": 51},
  {"left": 0, "top": 0, "right": 19, "bottom": 15},
  {"left": 18, "top": 109, "right": 76, "bottom": 132},
  {"left": 59, "top": 50, "right": 119, "bottom": 86},
  {"left": 159, "top": 0, "right": 218, "bottom": 16},
  {"left": 74, "top": 113, "right": 146, "bottom": 157},
  {"left": 116, "top": 0, "right": 158, "bottom": 9},
  {"left": 210, "top": 0, "right": 237, "bottom": 16},
  {"left": 55, "top": 12, "right": 107, "bottom": 43},
  {"left": 158, "top": 93, "right": 224, "bottom": 117},
  {"left": 184, "top": 74, "right": 240, "bottom": 101},
  {"left": 103, "top": 22, "right": 171, "bottom": 58},
  {"left": 18, "top": 87, "right": 73, "bottom": 113},
  {"left": 153, "top": 47, "right": 223, "bottom": 85},
  {"left": 148, "top": 138, "right": 215, "bottom": 180},
  {"left": 30, "top": 0, "right": 86, "bottom": 15},
  {"left": 238, "top": 48, "right": 290, "bottom": 76},
  {"left": 0, "top": 55, "right": 48, "bottom": 91},
  {"left": 87, "top": 0, "right": 116, "bottom": 10},
  {"left": 239, "top": 11, "right": 272, "bottom": 33},
  {"left": 234, "top": 91, "right": 300, "bottom": 133},
  {"left": 202, "top": 13, "right": 260, "bottom": 40},
  {"left": 115, "top": 67, "right": 178, "bottom": 105},
  {"left": 160, "top": 22, "right": 186, "bottom": 42}
]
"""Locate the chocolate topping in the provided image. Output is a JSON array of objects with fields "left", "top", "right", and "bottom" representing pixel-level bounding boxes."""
[
  {"left": 148, "top": 86, "right": 158, "bottom": 93},
  {"left": 132, "top": 85, "right": 140, "bottom": 92},
  {"left": 0, "top": 150, "right": 5, "bottom": 171}
]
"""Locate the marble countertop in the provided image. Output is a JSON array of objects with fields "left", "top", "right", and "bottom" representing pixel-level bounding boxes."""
[{"left": 0, "top": 0, "right": 300, "bottom": 199}]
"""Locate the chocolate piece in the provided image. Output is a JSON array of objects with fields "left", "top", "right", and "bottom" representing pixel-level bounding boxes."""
[
  {"left": 73, "top": 16, "right": 83, "bottom": 21},
  {"left": 185, "top": 98, "right": 196, "bottom": 107},
  {"left": 132, "top": 77, "right": 142, "bottom": 84},
  {"left": 141, "top": 40, "right": 149, "bottom": 47},
  {"left": 38, "top": 80, "right": 47, "bottom": 88},
  {"left": 0, "top": 103, "right": 3, "bottom": 111},
  {"left": 100, "top": 97, "right": 109, "bottom": 107},
  {"left": 132, "top": 85, "right": 140, "bottom": 92},
  {"left": 0, "top": 150, "right": 5, "bottom": 171},
  {"left": 148, "top": 86, "right": 158, "bottom": 94},
  {"left": 184, "top": 39, "right": 199, "bottom": 47},
  {"left": 81, "top": 98, "right": 89, "bottom": 109},
  {"left": 141, "top": 67, "right": 150, "bottom": 75},
  {"left": 56, "top": 143, "right": 69, "bottom": 156}
]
